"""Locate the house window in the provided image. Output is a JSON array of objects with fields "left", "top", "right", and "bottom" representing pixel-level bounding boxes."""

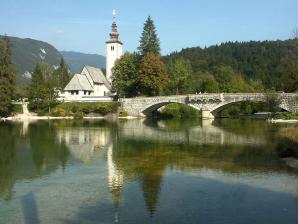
[
  {"left": 88, "top": 91, "right": 91, "bottom": 95},
  {"left": 84, "top": 91, "right": 87, "bottom": 95}
]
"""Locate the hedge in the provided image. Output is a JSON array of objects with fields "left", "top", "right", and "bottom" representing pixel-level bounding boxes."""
[{"left": 50, "top": 102, "right": 120, "bottom": 117}]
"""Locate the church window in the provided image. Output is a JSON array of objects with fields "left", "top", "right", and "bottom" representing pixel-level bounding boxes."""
[{"left": 111, "top": 46, "right": 114, "bottom": 51}]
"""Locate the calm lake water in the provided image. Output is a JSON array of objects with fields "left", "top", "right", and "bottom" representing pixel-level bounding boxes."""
[{"left": 0, "top": 118, "right": 298, "bottom": 224}]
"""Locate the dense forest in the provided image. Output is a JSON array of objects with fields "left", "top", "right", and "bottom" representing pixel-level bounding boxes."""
[{"left": 164, "top": 39, "right": 298, "bottom": 93}]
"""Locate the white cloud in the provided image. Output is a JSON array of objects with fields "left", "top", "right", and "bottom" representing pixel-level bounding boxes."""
[{"left": 55, "top": 29, "right": 64, "bottom": 35}]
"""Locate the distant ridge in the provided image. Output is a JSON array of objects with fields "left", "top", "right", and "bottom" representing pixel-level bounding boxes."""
[
  {"left": 60, "top": 51, "right": 105, "bottom": 74},
  {"left": 0, "top": 36, "right": 62, "bottom": 84}
]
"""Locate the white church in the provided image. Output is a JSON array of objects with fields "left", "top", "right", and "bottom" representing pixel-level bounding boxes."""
[{"left": 59, "top": 11, "right": 123, "bottom": 102}]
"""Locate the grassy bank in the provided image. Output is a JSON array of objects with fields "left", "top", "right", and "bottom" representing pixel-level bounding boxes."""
[
  {"left": 158, "top": 103, "right": 201, "bottom": 118},
  {"left": 273, "top": 112, "right": 298, "bottom": 120},
  {"left": 49, "top": 102, "right": 120, "bottom": 118}
]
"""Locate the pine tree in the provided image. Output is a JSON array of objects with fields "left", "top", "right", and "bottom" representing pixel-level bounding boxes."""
[
  {"left": 138, "top": 16, "right": 161, "bottom": 56},
  {"left": 0, "top": 36, "right": 16, "bottom": 117},
  {"left": 29, "top": 62, "right": 57, "bottom": 113},
  {"left": 55, "top": 58, "right": 71, "bottom": 89}
]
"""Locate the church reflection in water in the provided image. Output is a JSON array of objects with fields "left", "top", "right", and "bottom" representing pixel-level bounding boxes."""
[
  {"left": 55, "top": 119, "right": 298, "bottom": 216},
  {"left": 55, "top": 122, "right": 125, "bottom": 210},
  {"left": 1, "top": 119, "right": 297, "bottom": 218}
]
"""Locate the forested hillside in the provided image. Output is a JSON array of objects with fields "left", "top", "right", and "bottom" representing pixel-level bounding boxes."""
[
  {"left": 164, "top": 39, "right": 298, "bottom": 92},
  {"left": 0, "top": 36, "right": 63, "bottom": 84},
  {"left": 60, "top": 51, "right": 105, "bottom": 74}
]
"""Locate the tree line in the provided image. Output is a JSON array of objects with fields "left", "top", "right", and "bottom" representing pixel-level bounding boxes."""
[
  {"left": 164, "top": 40, "right": 298, "bottom": 93},
  {"left": 113, "top": 17, "right": 298, "bottom": 97}
]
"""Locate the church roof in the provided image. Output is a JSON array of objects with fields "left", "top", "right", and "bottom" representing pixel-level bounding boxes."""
[
  {"left": 64, "top": 74, "right": 93, "bottom": 91},
  {"left": 83, "top": 65, "right": 112, "bottom": 90}
]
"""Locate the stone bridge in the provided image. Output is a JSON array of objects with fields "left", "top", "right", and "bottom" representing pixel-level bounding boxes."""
[{"left": 120, "top": 93, "right": 298, "bottom": 119}]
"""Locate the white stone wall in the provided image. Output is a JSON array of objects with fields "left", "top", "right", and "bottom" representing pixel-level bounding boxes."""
[
  {"left": 106, "top": 42, "right": 123, "bottom": 83},
  {"left": 93, "top": 84, "right": 110, "bottom": 96}
]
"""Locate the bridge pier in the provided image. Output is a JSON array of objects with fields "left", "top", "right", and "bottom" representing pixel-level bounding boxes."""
[{"left": 202, "top": 110, "right": 215, "bottom": 120}]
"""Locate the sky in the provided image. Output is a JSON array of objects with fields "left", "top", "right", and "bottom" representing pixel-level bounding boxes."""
[{"left": 0, "top": 0, "right": 298, "bottom": 55}]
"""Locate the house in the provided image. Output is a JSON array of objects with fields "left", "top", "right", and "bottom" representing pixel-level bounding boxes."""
[{"left": 59, "top": 10, "right": 123, "bottom": 102}]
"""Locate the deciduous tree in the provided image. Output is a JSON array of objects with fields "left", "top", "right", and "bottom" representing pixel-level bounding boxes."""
[
  {"left": 112, "top": 52, "right": 139, "bottom": 97},
  {"left": 138, "top": 53, "right": 168, "bottom": 96},
  {"left": 167, "top": 58, "right": 192, "bottom": 94}
]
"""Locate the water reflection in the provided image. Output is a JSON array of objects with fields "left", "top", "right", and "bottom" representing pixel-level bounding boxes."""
[
  {"left": 0, "top": 119, "right": 298, "bottom": 223},
  {"left": 0, "top": 121, "right": 70, "bottom": 201}
]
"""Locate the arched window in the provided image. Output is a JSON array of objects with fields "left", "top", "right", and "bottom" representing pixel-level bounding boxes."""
[{"left": 111, "top": 46, "right": 114, "bottom": 51}]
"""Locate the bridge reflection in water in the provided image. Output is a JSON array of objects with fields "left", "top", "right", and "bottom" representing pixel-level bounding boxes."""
[
  {"left": 1, "top": 119, "right": 298, "bottom": 223},
  {"left": 119, "top": 119, "right": 266, "bottom": 146},
  {"left": 54, "top": 119, "right": 298, "bottom": 217}
]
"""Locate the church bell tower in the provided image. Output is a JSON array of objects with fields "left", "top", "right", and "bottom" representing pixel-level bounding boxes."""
[{"left": 106, "top": 10, "right": 123, "bottom": 84}]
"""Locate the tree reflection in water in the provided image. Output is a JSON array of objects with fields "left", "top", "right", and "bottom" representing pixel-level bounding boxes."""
[{"left": 0, "top": 118, "right": 297, "bottom": 223}]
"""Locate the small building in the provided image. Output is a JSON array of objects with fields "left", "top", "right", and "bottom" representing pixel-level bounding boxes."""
[
  {"left": 59, "top": 65, "right": 112, "bottom": 102},
  {"left": 59, "top": 10, "right": 123, "bottom": 102}
]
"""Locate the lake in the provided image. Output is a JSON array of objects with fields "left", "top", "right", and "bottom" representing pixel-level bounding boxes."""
[{"left": 0, "top": 118, "right": 298, "bottom": 224}]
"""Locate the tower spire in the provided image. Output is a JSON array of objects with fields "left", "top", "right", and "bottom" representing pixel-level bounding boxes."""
[
  {"left": 107, "top": 9, "right": 122, "bottom": 43},
  {"left": 112, "top": 9, "right": 116, "bottom": 21}
]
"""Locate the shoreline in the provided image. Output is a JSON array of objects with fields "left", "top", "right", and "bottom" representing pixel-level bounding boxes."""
[
  {"left": 1, "top": 114, "right": 298, "bottom": 123},
  {"left": 0, "top": 114, "right": 138, "bottom": 122},
  {"left": 268, "top": 119, "right": 298, "bottom": 124}
]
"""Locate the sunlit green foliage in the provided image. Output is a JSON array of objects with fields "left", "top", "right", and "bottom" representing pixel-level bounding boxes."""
[
  {"left": 159, "top": 103, "right": 201, "bottom": 118},
  {"left": 164, "top": 39, "right": 298, "bottom": 92},
  {"left": 50, "top": 102, "right": 119, "bottom": 117},
  {"left": 167, "top": 58, "right": 193, "bottom": 94},
  {"left": 112, "top": 52, "right": 139, "bottom": 97}
]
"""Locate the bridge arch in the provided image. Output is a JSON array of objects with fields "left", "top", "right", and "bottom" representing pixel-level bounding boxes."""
[
  {"left": 142, "top": 101, "right": 201, "bottom": 116},
  {"left": 209, "top": 98, "right": 290, "bottom": 117}
]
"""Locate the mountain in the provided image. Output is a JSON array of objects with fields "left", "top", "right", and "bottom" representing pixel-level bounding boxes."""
[
  {"left": 0, "top": 36, "right": 63, "bottom": 84},
  {"left": 60, "top": 51, "right": 105, "bottom": 74}
]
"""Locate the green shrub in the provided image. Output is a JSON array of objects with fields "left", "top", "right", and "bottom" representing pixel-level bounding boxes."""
[
  {"left": 51, "top": 108, "right": 66, "bottom": 117},
  {"left": 50, "top": 102, "right": 120, "bottom": 117},
  {"left": 13, "top": 104, "right": 23, "bottom": 114},
  {"left": 273, "top": 112, "right": 298, "bottom": 120},
  {"left": 161, "top": 103, "right": 201, "bottom": 118}
]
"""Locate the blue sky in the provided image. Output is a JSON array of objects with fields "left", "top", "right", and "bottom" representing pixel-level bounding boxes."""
[{"left": 1, "top": 0, "right": 297, "bottom": 55}]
